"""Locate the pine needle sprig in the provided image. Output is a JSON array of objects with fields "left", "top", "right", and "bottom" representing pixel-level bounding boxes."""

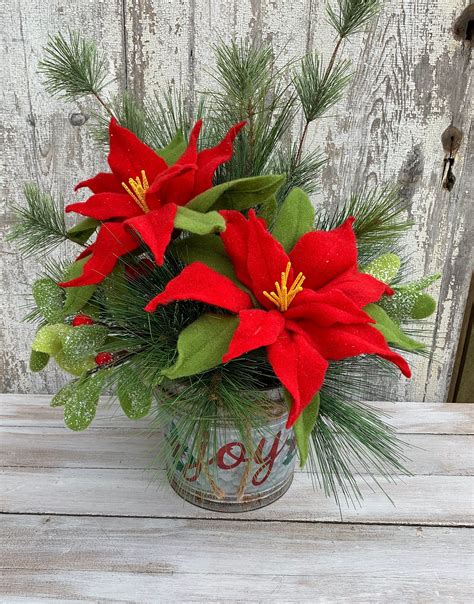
[
  {"left": 147, "top": 88, "right": 206, "bottom": 149},
  {"left": 8, "top": 185, "right": 70, "bottom": 257},
  {"left": 327, "top": 0, "right": 382, "bottom": 39},
  {"left": 39, "top": 31, "right": 113, "bottom": 114},
  {"left": 315, "top": 185, "right": 412, "bottom": 260},
  {"left": 90, "top": 91, "right": 148, "bottom": 147},
  {"left": 272, "top": 146, "right": 327, "bottom": 201},
  {"left": 293, "top": 53, "right": 352, "bottom": 123},
  {"left": 207, "top": 40, "right": 297, "bottom": 180}
]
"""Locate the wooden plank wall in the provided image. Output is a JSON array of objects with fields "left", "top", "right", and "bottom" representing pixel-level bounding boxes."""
[{"left": 1, "top": 0, "right": 472, "bottom": 399}]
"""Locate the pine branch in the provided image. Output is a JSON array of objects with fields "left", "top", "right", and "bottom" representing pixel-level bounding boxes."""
[
  {"left": 207, "top": 41, "right": 297, "bottom": 180},
  {"left": 8, "top": 185, "right": 71, "bottom": 257},
  {"left": 272, "top": 146, "right": 327, "bottom": 201},
  {"left": 327, "top": 0, "right": 382, "bottom": 39},
  {"left": 307, "top": 356, "right": 410, "bottom": 505},
  {"left": 315, "top": 185, "right": 412, "bottom": 261},
  {"left": 90, "top": 91, "right": 148, "bottom": 147},
  {"left": 147, "top": 87, "right": 206, "bottom": 149},
  {"left": 293, "top": 53, "right": 352, "bottom": 124},
  {"left": 39, "top": 31, "right": 113, "bottom": 114}
]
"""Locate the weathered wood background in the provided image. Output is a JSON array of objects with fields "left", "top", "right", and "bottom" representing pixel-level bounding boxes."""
[{"left": 0, "top": 0, "right": 472, "bottom": 399}]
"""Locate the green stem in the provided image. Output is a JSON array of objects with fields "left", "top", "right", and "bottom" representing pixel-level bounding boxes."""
[{"left": 93, "top": 91, "right": 114, "bottom": 118}]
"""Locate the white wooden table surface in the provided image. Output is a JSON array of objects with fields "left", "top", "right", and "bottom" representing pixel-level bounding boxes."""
[{"left": 1, "top": 395, "right": 473, "bottom": 603}]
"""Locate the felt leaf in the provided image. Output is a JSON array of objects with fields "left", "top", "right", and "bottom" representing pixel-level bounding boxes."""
[
  {"left": 32, "top": 278, "right": 65, "bottom": 323},
  {"left": 29, "top": 350, "right": 50, "bottom": 372},
  {"left": 272, "top": 188, "right": 315, "bottom": 252},
  {"left": 55, "top": 350, "right": 96, "bottom": 376},
  {"left": 174, "top": 206, "right": 226, "bottom": 235},
  {"left": 173, "top": 234, "right": 237, "bottom": 281},
  {"left": 364, "top": 304, "right": 425, "bottom": 352},
  {"left": 155, "top": 130, "right": 187, "bottom": 165},
  {"left": 362, "top": 253, "right": 401, "bottom": 284},
  {"left": 62, "top": 372, "right": 107, "bottom": 431},
  {"left": 286, "top": 390, "right": 320, "bottom": 467},
  {"left": 32, "top": 324, "right": 74, "bottom": 355},
  {"left": 257, "top": 194, "right": 278, "bottom": 227},
  {"left": 117, "top": 367, "right": 152, "bottom": 419},
  {"left": 62, "top": 325, "right": 109, "bottom": 361},
  {"left": 67, "top": 217, "right": 100, "bottom": 244},
  {"left": 61, "top": 257, "right": 98, "bottom": 315},
  {"left": 162, "top": 313, "right": 239, "bottom": 379},
  {"left": 186, "top": 175, "right": 285, "bottom": 213}
]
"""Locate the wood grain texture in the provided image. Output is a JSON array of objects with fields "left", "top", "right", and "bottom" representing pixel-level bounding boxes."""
[
  {"left": 0, "top": 0, "right": 472, "bottom": 400},
  {"left": 2, "top": 394, "right": 473, "bottom": 432},
  {"left": 1, "top": 397, "right": 473, "bottom": 602},
  {"left": 1, "top": 515, "right": 473, "bottom": 603}
]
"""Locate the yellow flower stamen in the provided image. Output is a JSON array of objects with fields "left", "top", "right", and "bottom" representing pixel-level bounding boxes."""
[
  {"left": 121, "top": 169, "right": 150, "bottom": 213},
  {"left": 263, "top": 262, "right": 305, "bottom": 311}
]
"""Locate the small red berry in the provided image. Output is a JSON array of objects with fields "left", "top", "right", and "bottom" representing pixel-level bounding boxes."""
[
  {"left": 72, "top": 314, "right": 94, "bottom": 327},
  {"left": 95, "top": 352, "right": 113, "bottom": 366}
]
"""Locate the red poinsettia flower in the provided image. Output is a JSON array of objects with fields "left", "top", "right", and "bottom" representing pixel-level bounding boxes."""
[
  {"left": 145, "top": 210, "right": 411, "bottom": 427},
  {"left": 60, "top": 118, "right": 246, "bottom": 288}
]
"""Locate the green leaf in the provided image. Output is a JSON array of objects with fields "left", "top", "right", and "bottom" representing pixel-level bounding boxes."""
[
  {"left": 257, "top": 194, "right": 278, "bottom": 227},
  {"left": 32, "top": 278, "right": 65, "bottom": 323},
  {"left": 62, "top": 372, "right": 107, "bottom": 431},
  {"left": 61, "top": 257, "right": 98, "bottom": 315},
  {"left": 117, "top": 367, "right": 152, "bottom": 419},
  {"left": 67, "top": 217, "right": 100, "bottom": 244},
  {"left": 364, "top": 304, "right": 425, "bottom": 352},
  {"left": 272, "top": 188, "right": 315, "bottom": 252},
  {"left": 156, "top": 130, "right": 187, "bottom": 165},
  {"left": 173, "top": 234, "right": 237, "bottom": 281},
  {"left": 51, "top": 381, "right": 78, "bottom": 407},
  {"left": 32, "top": 324, "right": 74, "bottom": 355},
  {"left": 29, "top": 350, "right": 50, "bottom": 372},
  {"left": 55, "top": 350, "right": 96, "bottom": 376},
  {"left": 186, "top": 175, "right": 285, "bottom": 213},
  {"left": 174, "top": 206, "right": 226, "bottom": 236},
  {"left": 163, "top": 314, "right": 239, "bottom": 379},
  {"left": 288, "top": 391, "right": 320, "bottom": 468},
  {"left": 411, "top": 293, "right": 436, "bottom": 320},
  {"left": 62, "top": 325, "right": 109, "bottom": 361},
  {"left": 379, "top": 273, "right": 440, "bottom": 323},
  {"left": 362, "top": 253, "right": 401, "bottom": 283}
]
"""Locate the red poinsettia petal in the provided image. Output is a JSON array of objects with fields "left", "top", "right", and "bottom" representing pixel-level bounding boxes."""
[
  {"left": 175, "top": 120, "right": 202, "bottom": 165},
  {"left": 58, "top": 222, "right": 140, "bottom": 287},
  {"left": 150, "top": 163, "right": 198, "bottom": 208},
  {"left": 246, "top": 210, "right": 292, "bottom": 309},
  {"left": 145, "top": 262, "right": 253, "bottom": 314},
  {"left": 219, "top": 210, "right": 252, "bottom": 288},
  {"left": 74, "top": 172, "right": 123, "bottom": 194},
  {"left": 295, "top": 321, "right": 411, "bottom": 377},
  {"left": 108, "top": 118, "right": 167, "bottom": 183},
  {"left": 289, "top": 217, "right": 357, "bottom": 291},
  {"left": 268, "top": 329, "right": 328, "bottom": 428},
  {"left": 320, "top": 268, "right": 393, "bottom": 307},
  {"left": 285, "top": 289, "right": 374, "bottom": 326},
  {"left": 126, "top": 203, "right": 177, "bottom": 266},
  {"left": 193, "top": 121, "right": 246, "bottom": 197},
  {"left": 66, "top": 192, "right": 143, "bottom": 220},
  {"left": 222, "top": 309, "right": 285, "bottom": 363}
]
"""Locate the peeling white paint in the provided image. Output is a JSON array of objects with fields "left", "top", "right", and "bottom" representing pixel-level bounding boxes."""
[{"left": 1, "top": 0, "right": 472, "bottom": 401}]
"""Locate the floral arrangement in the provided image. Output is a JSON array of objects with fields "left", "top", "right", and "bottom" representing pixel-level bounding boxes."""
[{"left": 11, "top": 0, "right": 439, "bottom": 507}]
